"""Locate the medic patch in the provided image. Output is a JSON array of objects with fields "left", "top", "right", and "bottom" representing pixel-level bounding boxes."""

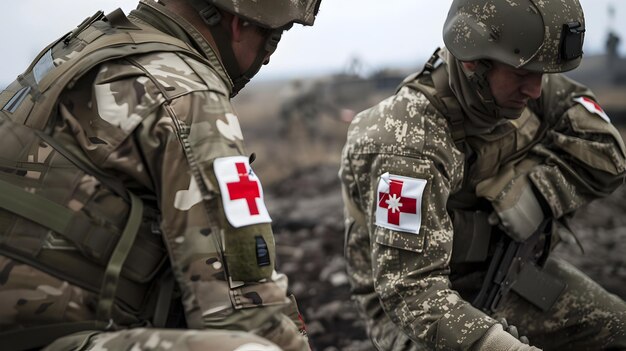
[
  {"left": 375, "top": 172, "right": 427, "bottom": 234},
  {"left": 573, "top": 96, "right": 611, "bottom": 123},
  {"left": 213, "top": 156, "right": 272, "bottom": 228}
]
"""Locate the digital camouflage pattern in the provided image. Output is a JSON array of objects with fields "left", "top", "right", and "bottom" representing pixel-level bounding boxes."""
[
  {"left": 0, "top": 1, "right": 308, "bottom": 350},
  {"left": 340, "top": 81, "right": 494, "bottom": 350},
  {"left": 340, "top": 54, "right": 626, "bottom": 349},
  {"left": 492, "top": 257, "right": 626, "bottom": 350}
]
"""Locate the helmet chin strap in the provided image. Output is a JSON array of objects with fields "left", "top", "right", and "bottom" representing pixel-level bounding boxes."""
[
  {"left": 186, "top": 0, "right": 283, "bottom": 96},
  {"left": 468, "top": 60, "right": 524, "bottom": 120},
  {"left": 231, "top": 28, "right": 284, "bottom": 96}
]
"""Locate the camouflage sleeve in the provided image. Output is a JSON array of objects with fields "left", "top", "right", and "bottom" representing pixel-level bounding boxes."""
[
  {"left": 58, "top": 52, "right": 305, "bottom": 344},
  {"left": 527, "top": 74, "right": 626, "bottom": 218},
  {"left": 341, "top": 89, "right": 497, "bottom": 349}
]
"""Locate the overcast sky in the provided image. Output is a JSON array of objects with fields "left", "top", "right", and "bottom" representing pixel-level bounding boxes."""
[{"left": 1, "top": 0, "right": 624, "bottom": 85}]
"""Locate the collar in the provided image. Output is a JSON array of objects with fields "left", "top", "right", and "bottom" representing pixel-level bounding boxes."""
[
  {"left": 444, "top": 49, "right": 519, "bottom": 137},
  {"left": 129, "top": 0, "right": 234, "bottom": 94}
]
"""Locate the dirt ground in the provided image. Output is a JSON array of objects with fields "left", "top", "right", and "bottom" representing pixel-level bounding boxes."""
[{"left": 233, "top": 78, "right": 626, "bottom": 351}]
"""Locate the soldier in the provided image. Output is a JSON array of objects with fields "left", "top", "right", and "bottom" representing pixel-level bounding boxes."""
[
  {"left": 0, "top": 0, "right": 321, "bottom": 350},
  {"left": 340, "top": 0, "right": 626, "bottom": 350}
]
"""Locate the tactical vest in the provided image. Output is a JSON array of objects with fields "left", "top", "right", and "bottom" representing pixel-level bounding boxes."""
[
  {"left": 0, "top": 9, "right": 209, "bottom": 349},
  {"left": 398, "top": 49, "right": 550, "bottom": 261}
]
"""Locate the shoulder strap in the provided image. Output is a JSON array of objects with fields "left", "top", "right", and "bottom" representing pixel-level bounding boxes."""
[
  {"left": 0, "top": 8, "right": 209, "bottom": 131},
  {"left": 399, "top": 48, "right": 467, "bottom": 150},
  {"left": 97, "top": 192, "right": 144, "bottom": 322},
  {"left": 430, "top": 66, "right": 466, "bottom": 148}
]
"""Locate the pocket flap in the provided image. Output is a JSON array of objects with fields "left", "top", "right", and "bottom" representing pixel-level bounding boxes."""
[{"left": 374, "top": 226, "right": 425, "bottom": 253}]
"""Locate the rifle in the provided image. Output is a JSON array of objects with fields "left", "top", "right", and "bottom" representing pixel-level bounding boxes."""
[{"left": 473, "top": 219, "right": 566, "bottom": 312}]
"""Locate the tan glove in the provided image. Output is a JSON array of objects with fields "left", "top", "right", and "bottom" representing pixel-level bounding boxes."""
[{"left": 471, "top": 323, "right": 542, "bottom": 351}]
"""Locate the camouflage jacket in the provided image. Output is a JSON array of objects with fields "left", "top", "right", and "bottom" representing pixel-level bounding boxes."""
[
  {"left": 339, "top": 60, "right": 626, "bottom": 349},
  {"left": 0, "top": 1, "right": 306, "bottom": 347}
]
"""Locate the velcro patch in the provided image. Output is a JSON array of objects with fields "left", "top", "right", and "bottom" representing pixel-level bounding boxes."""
[
  {"left": 214, "top": 156, "right": 271, "bottom": 228},
  {"left": 375, "top": 172, "right": 427, "bottom": 234},
  {"left": 574, "top": 96, "right": 610, "bottom": 123}
]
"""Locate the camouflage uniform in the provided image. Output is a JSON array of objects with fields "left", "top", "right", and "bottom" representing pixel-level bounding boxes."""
[
  {"left": 0, "top": 1, "right": 317, "bottom": 350},
  {"left": 340, "top": 48, "right": 626, "bottom": 350},
  {"left": 340, "top": 0, "right": 626, "bottom": 347}
]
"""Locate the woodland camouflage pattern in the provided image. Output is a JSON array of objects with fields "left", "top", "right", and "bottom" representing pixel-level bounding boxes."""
[
  {"left": 340, "top": 56, "right": 626, "bottom": 349},
  {"left": 0, "top": 1, "right": 308, "bottom": 350}
]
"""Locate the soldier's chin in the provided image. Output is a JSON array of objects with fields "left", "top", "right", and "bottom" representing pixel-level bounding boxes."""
[{"left": 500, "top": 105, "right": 526, "bottom": 120}]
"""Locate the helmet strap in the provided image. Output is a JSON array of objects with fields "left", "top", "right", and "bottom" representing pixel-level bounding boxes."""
[
  {"left": 187, "top": 0, "right": 221, "bottom": 26},
  {"left": 468, "top": 61, "right": 495, "bottom": 106},
  {"left": 186, "top": 0, "right": 282, "bottom": 97},
  {"left": 466, "top": 60, "right": 501, "bottom": 118},
  {"left": 468, "top": 60, "right": 524, "bottom": 120},
  {"left": 232, "top": 28, "right": 284, "bottom": 94}
]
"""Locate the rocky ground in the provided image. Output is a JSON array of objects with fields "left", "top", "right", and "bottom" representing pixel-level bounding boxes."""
[
  {"left": 266, "top": 164, "right": 372, "bottom": 351},
  {"left": 265, "top": 164, "right": 626, "bottom": 351}
]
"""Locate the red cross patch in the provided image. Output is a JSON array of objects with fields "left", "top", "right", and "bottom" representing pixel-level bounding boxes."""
[
  {"left": 214, "top": 156, "right": 271, "bottom": 228},
  {"left": 375, "top": 173, "right": 427, "bottom": 234},
  {"left": 574, "top": 96, "right": 611, "bottom": 123}
]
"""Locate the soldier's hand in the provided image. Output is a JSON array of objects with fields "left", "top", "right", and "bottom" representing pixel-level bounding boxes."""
[
  {"left": 471, "top": 323, "right": 541, "bottom": 351},
  {"left": 498, "top": 318, "right": 531, "bottom": 345}
]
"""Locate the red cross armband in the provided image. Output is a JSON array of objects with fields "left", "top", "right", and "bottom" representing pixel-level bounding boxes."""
[
  {"left": 375, "top": 172, "right": 427, "bottom": 234},
  {"left": 213, "top": 156, "right": 275, "bottom": 283},
  {"left": 214, "top": 156, "right": 272, "bottom": 228},
  {"left": 573, "top": 96, "right": 611, "bottom": 123}
]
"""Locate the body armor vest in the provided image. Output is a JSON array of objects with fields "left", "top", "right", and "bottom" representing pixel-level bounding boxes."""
[{"left": 0, "top": 9, "right": 209, "bottom": 348}]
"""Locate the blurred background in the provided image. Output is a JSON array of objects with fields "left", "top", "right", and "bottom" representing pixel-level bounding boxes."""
[
  {"left": 1, "top": 1, "right": 625, "bottom": 83},
  {"left": 2, "top": 1, "right": 626, "bottom": 350}
]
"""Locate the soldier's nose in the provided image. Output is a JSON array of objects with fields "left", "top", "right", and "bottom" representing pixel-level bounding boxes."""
[{"left": 521, "top": 73, "right": 543, "bottom": 100}]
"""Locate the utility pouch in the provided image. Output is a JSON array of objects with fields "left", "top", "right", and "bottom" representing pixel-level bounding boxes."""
[
  {"left": 451, "top": 210, "right": 491, "bottom": 263},
  {"left": 223, "top": 223, "right": 275, "bottom": 282},
  {"left": 511, "top": 263, "right": 566, "bottom": 312},
  {"left": 210, "top": 156, "right": 275, "bottom": 283},
  {"left": 0, "top": 116, "right": 167, "bottom": 316}
]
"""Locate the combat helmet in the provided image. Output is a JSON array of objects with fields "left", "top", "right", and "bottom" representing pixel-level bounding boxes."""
[
  {"left": 443, "top": 0, "right": 585, "bottom": 73},
  {"left": 186, "top": 0, "right": 322, "bottom": 96},
  {"left": 208, "top": 0, "right": 321, "bottom": 29}
]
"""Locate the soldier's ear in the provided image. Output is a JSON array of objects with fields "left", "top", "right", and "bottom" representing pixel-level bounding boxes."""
[{"left": 462, "top": 61, "right": 478, "bottom": 72}]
